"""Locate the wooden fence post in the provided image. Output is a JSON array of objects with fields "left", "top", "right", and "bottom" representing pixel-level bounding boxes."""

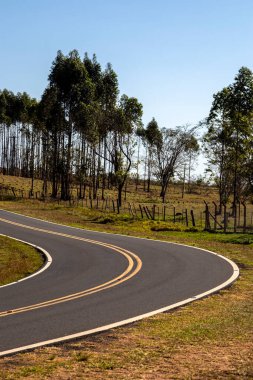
[
  {"left": 242, "top": 202, "right": 246, "bottom": 233},
  {"left": 146, "top": 206, "right": 153, "bottom": 219},
  {"left": 190, "top": 210, "right": 195, "bottom": 227},
  {"left": 213, "top": 201, "right": 217, "bottom": 231},
  {"left": 238, "top": 202, "right": 241, "bottom": 228},
  {"left": 133, "top": 203, "right": 137, "bottom": 217},
  {"left": 223, "top": 203, "right": 227, "bottom": 233},
  {"left": 139, "top": 204, "right": 144, "bottom": 219},
  {"left": 128, "top": 203, "right": 134, "bottom": 217},
  {"left": 157, "top": 205, "right": 160, "bottom": 221},
  {"left": 204, "top": 201, "right": 211, "bottom": 231},
  {"left": 163, "top": 206, "right": 166, "bottom": 222},
  {"left": 185, "top": 209, "right": 188, "bottom": 226},
  {"left": 152, "top": 205, "right": 156, "bottom": 220},
  {"left": 143, "top": 206, "right": 150, "bottom": 219}
]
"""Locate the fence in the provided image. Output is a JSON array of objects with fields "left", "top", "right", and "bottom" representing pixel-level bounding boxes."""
[
  {"left": 203, "top": 201, "right": 253, "bottom": 233},
  {"left": 1, "top": 184, "right": 253, "bottom": 233}
]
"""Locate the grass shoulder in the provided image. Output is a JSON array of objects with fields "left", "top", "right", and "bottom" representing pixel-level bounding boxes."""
[{"left": 0, "top": 235, "right": 44, "bottom": 286}]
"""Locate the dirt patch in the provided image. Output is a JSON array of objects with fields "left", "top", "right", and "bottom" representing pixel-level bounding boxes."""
[{"left": 1, "top": 330, "right": 252, "bottom": 379}]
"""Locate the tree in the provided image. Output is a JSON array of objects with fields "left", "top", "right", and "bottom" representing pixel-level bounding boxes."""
[
  {"left": 143, "top": 118, "right": 162, "bottom": 192},
  {"left": 204, "top": 67, "right": 253, "bottom": 210},
  {"left": 153, "top": 125, "right": 198, "bottom": 202},
  {"left": 228, "top": 67, "right": 253, "bottom": 209},
  {"left": 48, "top": 50, "right": 94, "bottom": 200},
  {"left": 103, "top": 95, "right": 143, "bottom": 206},
  {"left": 38, "top": 86, "right": 66, "bottom": 197}
]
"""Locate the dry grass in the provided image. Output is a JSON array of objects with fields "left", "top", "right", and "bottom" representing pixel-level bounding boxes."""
[
  {"left": 0, "top": 173, "right": 218, "bottom": 205},
  {"left": 1, "top": 173, "right": 253, "bottom": 232},
  {"left": 0, "top": 174, "right": 45, "bottom": 195}
]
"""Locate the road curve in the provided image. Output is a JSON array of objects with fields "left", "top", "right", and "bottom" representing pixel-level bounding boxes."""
[{"left": 0, "top": 209, "right": 239, "bottom": 356}]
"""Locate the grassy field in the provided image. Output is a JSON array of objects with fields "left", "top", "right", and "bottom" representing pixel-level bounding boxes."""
[
  {"left": 0, "top": 173, "right": 218, "bottom": 205},
  {"left": 0, "top": 176, "right": 252, "bottom": 379},
  {"left": 0, "top": 235, "right": 44, "bottom": 286},
  {"left": 1, "top": 173, "right": 253, "bottom": 233}
]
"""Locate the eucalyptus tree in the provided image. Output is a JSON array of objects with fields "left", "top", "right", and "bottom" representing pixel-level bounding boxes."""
[
  {"left": 48, "top": 50, "right": 94, "bottom": 200},
  {"left": 204, "top": 87, "right": 234, "bottom": 208},
  {"left": 153, "top": 125, "right": 198, "bottom": 202},
  {"left": 0, "top": 89, "right": 19, "bottom": 175},
  {"left": 22, "top": 93, "right": 39, "bottom": 195},
  {"left": 82, "top": 53, "right": 105, "bottom": 198},
  {"left": 185, "top": 132, "right": 200, "bottom": 192},
  {"left": 228, "top": 67, "right": 253, "bottom": 207},
  {"left": 100, "top": 63, "right": 119, "bottom": 194},
  {"left": 0, "top": 89, "right": 11, "bottom": 174},
  {"left": 205, "top": 67, "right": 253, "bottom": 209},
  {"left": 103, "top": 94, "right": 143, "bottom": 206},
  {"left": 143, "top": 118, "right": 162, "bottom": 192},
  {"left": 135, "top": 123, "right": 145, "bottom": 190},
  {"left": 38, "top": 86, "right": 66, "bottom": 197}
]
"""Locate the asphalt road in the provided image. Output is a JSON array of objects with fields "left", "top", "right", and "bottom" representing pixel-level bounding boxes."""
[{"left": 0, "top": 209, "right": 239, "bottom": 356}]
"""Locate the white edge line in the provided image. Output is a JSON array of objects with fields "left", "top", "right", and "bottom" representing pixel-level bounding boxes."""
[
  {"left": 0, "top": 234, "right": 52, "bottom": 289},
  {"left": 0, "top": 208, "right": 240, "bottom": 357}
]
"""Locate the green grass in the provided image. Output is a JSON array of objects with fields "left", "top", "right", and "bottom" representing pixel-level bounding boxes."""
[{"left": 0, "top": 235, "right": 44, "bottom": 286}]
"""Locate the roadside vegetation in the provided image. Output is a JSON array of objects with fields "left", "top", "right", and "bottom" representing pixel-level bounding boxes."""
[{"left": 0, "top": 235, "right": 44, "bottom": 286}]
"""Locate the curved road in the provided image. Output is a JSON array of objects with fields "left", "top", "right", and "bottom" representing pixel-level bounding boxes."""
[{"left": 0, "top": 209, "right": 239, "bottom": 356}]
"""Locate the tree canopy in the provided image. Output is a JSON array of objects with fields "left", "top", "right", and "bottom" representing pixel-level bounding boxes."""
[{"left": 204, "top": 66, "right": 253, "bottom": 208}]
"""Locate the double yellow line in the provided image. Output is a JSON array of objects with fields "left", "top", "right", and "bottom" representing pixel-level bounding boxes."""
[{"left": 0, "top": 217, "right": 142, "bottom": 318}]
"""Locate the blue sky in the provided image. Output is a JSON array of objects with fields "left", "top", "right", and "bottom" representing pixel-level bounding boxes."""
[{"left": 1, "top": 0, "right": 253, "bottom": 131}]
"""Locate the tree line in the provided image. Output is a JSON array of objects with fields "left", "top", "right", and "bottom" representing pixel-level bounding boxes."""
[
  {"left": 0, "top": 50, "right": 200, "bottom": 204},
  {"left": 0, "top": 50, "right": 252, "bottom": 206}
]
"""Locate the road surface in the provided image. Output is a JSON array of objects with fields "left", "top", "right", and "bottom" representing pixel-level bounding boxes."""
[{"left": 0, "top": 209, "right": 239, "bottom": 356}]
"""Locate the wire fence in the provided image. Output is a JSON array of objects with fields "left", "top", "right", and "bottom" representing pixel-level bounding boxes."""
[{"left": 1, "top": 184, "right": 253, "bottom": 233}]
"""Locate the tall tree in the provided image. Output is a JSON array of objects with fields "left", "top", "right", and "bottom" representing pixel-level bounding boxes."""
[
  {"left": 99, "top": 62, "right": 119, "bottom": 197},
  {"left": 103, "top": 95, "right": 143, "bottom": 206},
  {"left": 204, "top": 67, "right": 253, "bottom": 210},
  {"left": 38, "top": 86, "right": 66, "bottom": 197},
  {"left": 48, "top": 50, "right": 94, "bottom": 200},
  {"left": 143, "top": 118, "right": 162, "bottom": 192},
  {"left": 153, "top": 125, "right": 198, "bottom": 202}
]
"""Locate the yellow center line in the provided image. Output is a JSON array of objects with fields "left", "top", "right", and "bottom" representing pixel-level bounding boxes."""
[{"left": 0, "top": 217, "right": 142, "bottom": 317}]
